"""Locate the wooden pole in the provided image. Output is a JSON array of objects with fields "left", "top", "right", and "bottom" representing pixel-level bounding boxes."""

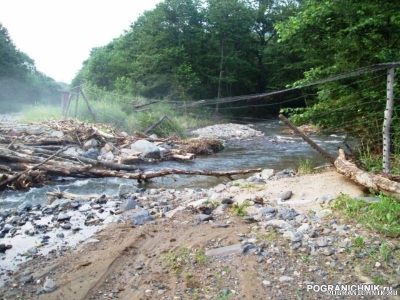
[
  {"left": 144, "top": 115, "right": 168, "bottom": 135},
  {"left": 80, "top": 88, "right": 97, "bottom": 122},
  {"left": 279, "top": 114, "right": 335, "bottom": 165},
  {"left": 383, "top": 67, "right": 395, "bottom": 173},
  {"left": 74, "top": 91, "right": 80, "bottom": 118}
]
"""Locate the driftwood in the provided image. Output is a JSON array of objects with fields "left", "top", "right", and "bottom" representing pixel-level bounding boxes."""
[
  {"left": 335, "top": 148, "right": 400, "bottom": 196},
  {"left": 46, "top": 191, "right": 102, "bottom": 201}
]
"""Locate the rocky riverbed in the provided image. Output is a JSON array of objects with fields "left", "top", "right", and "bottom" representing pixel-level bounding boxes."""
[{"left": 1, "top": 168, "right": 400, "bottom": 299}]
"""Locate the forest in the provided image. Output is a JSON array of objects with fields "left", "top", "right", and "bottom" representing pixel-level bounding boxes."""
[{"left": 2, "top": 0, "right": 400, "bottom": 154}]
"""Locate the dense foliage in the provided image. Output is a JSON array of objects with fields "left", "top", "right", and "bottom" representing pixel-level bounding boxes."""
[
  {"left": 73, "top": 0, "right": 303, "bottom": 104},
  {"left": 0, "top": 23, "right": 63, "bottom": 111}
]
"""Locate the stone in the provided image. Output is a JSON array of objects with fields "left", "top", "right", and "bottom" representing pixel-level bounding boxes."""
[
  {"left": 118, "top": 184, "right": 136, "bottom": 197},
  {"left": 315, "top": 209, "right": 332, "bottom": 219},
  {"left": 43, "top": 278, "right": 57, "bottom": 292},
  {"left": 259, "top": 169, "right": 274, "bottom": 180},
  {"left": 221, "top": 197, "right": 234, "bottom": 205},
  {"left": 323, "top": 247, "right": 335, "bottom": 256},
  {"left": 258, "top": 207, "right": 276, "bottom": 215},
  {"left": 56, "top": 233, "right": 65, "bottom": 238},
  {"left": 62, "top": 146, "right": 84, "bottom": 157},
  {"left": 205, "top": 244, "right": 250, "bottom": 257},
  {"left": 60, "top": 223, "right": 72, "bottom": 230},
  {"left": 165, "top": 206, "right": 185, "bottom": 218},
  {"left": 49, "top": 130, "right": 64, "bottom": 138},
  {"left": 130, "top": 140, "right": 161, "bottom": 159},
  {"left": 26, "top": 127, "right": 45, "bottom": 135},
  {"left": 120, "top": 198, "right": 140, "bottom": 211},
  {"left": 82, "top": 148, "right": 100, "bottom": 159},
  {"left": 27, "top": 247, "right": 38, "bottom": 254},
  {"left": 18, "top": 201, "right": 33, "bottom": 211},
  {"left": 279, "top": 276, "right": 294, "bottom": 282},
  {"left": 276, "top": 208, "right": 298, "bottom": 221},
  {"left": 262, "top": 280, "right": 272, "bottom": 286},
  {"left": 195, "top": 214, "right": 213, "bottom": 222},
  {"left": 279, "top": 191, "right": 292, "bottom": 201},
  {"left": 20, "top": 275, "right": 33, "bottom": 284},
  {"left": 210, "top": 222, "right": 229, "bottom": 228},
  {"left": 297, "top": 223, "right": 310, "bottom": 233},
  {"left": 0, "top": 244, "right": 7, "bottom": 253},
  {"left": 57, "top": 213, "right": 70, "bottom": 221},
  {"left": 78, "top": 204, "right": 92, "bottom": 212},
  {"left": 123, "top": 210, "right": 152, "bottom": 225},
  {"left": 83, "top": 139, "right": 99, "bottom": 150}
]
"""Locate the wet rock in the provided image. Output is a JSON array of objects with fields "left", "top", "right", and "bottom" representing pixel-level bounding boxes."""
[{"left": 18, "top": 201, "right": 33, "bottom": 211}]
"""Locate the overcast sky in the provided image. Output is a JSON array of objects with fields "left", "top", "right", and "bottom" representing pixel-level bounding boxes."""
[{"left": 0, "top": 0, "right": 162, "bottom": 83}]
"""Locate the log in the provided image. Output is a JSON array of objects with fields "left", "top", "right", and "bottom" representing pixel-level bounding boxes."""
[
  {"left": 334, "top": 148, "right": 400, "bottom": 196},
  {"left": 14, "top": 163, "right": 262, "bottom": 183},
  {"left": 46, "top": 191, "right": 101, "bottom": 201}
]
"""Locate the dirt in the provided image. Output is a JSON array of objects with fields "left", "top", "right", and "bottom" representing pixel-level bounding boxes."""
[{"left": 1, "top": 169, "right": 400, "bottom": 300}]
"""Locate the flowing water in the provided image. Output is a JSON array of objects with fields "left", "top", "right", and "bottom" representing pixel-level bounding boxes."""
[{"left": 1, "top": 121, "right": 345, "bottom": 209}]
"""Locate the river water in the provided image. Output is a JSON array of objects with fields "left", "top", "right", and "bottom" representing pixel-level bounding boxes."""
[{"left": 1, "top": 121, "right": 345, "bottom": 209}]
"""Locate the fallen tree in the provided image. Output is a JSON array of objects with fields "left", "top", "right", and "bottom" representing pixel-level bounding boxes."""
[{"left": 334, "top": 148, "right": 400, "bottom": 196}]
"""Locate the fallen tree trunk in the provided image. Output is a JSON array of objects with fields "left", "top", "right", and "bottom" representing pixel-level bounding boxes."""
[
  {"left": 334, "top": 148, "right": 400, "bottom": 196},
  {"left": 13, "top": 163, "right": 262, "bottom": 183}
]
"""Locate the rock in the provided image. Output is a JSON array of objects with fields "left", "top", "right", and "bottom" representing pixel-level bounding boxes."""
[
  {"left": 26, "top": 127, "right": 45, "bottom": 135},
  {"left": 130, "top": 140, "right": 161, "bottom": 159},
  {"left": 43, "top": 278, "right": 57, "bottom": 292},
  {"left": 60, "top": 223, "right": 72, "bottom": 230},
  {"left": 279, "top": 191, "right": 292, "bottom": 201},
  {"left": 221, "top": 197, "right": 234, "bottom": 205},
  {"left": 195, "top": 214, "right": 213, "bottom": 222},
  {"left": 276, "top": 208, "right": 298, "bottom": 221},
  {"left": 210, "top": 222, "right": 229, "bottom": 228},
  {"left": 259, "top": 207, "right": 276, "bottom": 215},
  {"left": 264, "top": 219, "right": 293, "bottom": 230},
  {"left": 78, "top": 204, "right": 92, "bottom": 212},
  {"left": 0, "top": 244, "right": 7, "bottom": 253},
  {"left": 20, "top": 275, "right": 33, "bottom": 284},
  {"left": 2, "top": 224, "right": 14, "bottom": 233},
  {"left": 279, "top": 276, "right": 294, "bottom": 282},
  {"left": 82, "top": 148, "right": 100, "bottom": 159},
  {"left": 205, "top": 244, "right": 250, "bottom": 257},
  {"left": 62, "top": 146, "right": 84, "bottom": 157},
  {"left": 315, "top": 209, "right": 332, "bottom": 219},
  {"left": 262, "top": 280, "right": 272, "bottom": 286},
  {"left": 57, "top": 213, "right": 70, "bottom": 221},
  {"left": 118, "top": 184, "right": 137, "bottom": 197},
  {"left": 18, "top": 201, "right": 33, "bottom": 211},
  {"left": 297, "top": 223, "right": 310, "bottom": 233},
  {"left": 123, "top": 210, "right": 152, "bottom": 225},
  {"left": 323, "top": 247, "right": 335, "bottom": 256},
  {"left": 213, "top": 184, "right": 226, "bottom": 193},
  {"left": 27, "top": 247, "right": 38, "bottom": 254},
  {"left": 49, "top": 130, "right": 64, "bottom": 138},
  {"left": 83, "top": 139, "right": 99, "bottom": 150},
  {"left": 259, "top": 169, "right": 274, "bottom": 180},
  {"left": 165, "top": 206, "right": 185, "bottom": 218},
  {"left": 56, "top": 233, "right": 65, "bottom": 238},
  {"left": 120, "top": 198, "right": 140, "bottom": 211}
]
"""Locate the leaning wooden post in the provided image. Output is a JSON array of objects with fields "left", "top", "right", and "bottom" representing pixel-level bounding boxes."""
[
  {"left": 74, "top": 91, "right": 80, "bottom": 118},
  {"left": 279, "top": 114, "right": 335, "bottom": 165},
  {"left": 383, "top": 67, "right": 395, "bottom": 173},
  {"left": 80, "top": 88, "right": 97, "bottom": 122}
]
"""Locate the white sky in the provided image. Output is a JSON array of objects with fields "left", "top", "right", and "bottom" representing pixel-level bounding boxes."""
[{"left": 0, "top": 0, "right": 162, "bottom": 83}]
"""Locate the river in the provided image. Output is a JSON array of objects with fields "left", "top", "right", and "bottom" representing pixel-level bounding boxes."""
[{"left": 1, "top": 120, "right": 345, "bottom": 210}]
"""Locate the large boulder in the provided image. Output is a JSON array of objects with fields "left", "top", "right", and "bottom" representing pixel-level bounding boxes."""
[{"left": 130, "top": 140, "right": 161, "bottom": 159}]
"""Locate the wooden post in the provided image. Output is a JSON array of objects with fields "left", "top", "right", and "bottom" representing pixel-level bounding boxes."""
[
  {"left": 383, "top": 67, "right": 395, "bottom": 173},
  {"left": 61, "top": 92, "right": 71, "bottom": 118},
  {"left": 74, "top": 91, "right": 80, "bottom": 118},
  {"left": 80, "top": 88, "right": 97, "bottom": 122},
  {"left": 279, "top": 114, "right": 335, "bottom": 165},
  {"left": 144, "top": 115, "right": 168, "bottom": 135}
]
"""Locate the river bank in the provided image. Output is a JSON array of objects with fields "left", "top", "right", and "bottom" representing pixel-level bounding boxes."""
[{"left": 2, "top": 167, "right": 400, "bottom": 299}]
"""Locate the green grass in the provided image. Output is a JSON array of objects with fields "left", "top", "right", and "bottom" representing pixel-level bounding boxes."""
[
  {"left": 230, "top": 201, "right": 252, "bottom": 217},
  {"left": 297, "top": 158, "right": 314, "bottom": 175},
  {"left": 20, "top": 104, "right": 62, "bottom": 122},
  {"left": 353, "top": 236, "right": 365, "bottom": 249},
  {"left": 331, "top": 194, "right": 400, "bottom": 237}
]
